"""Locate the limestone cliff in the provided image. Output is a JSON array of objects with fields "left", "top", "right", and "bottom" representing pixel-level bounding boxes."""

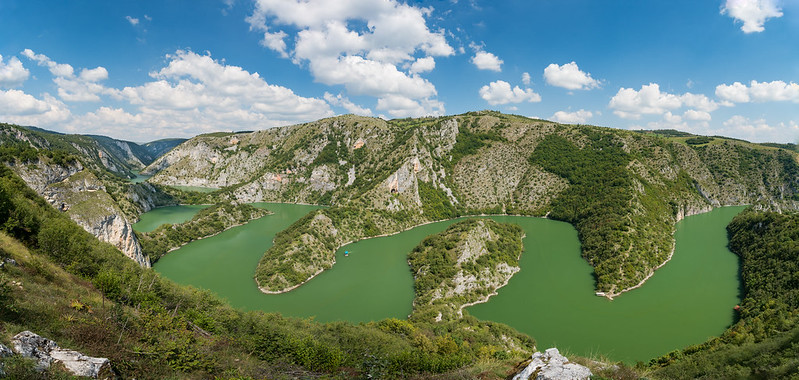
[{"left": 9, "top": 159, "right": 150, "bottom": 267}]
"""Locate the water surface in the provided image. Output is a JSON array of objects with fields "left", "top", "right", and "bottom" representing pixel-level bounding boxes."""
[
  {"left": 133, "top": 205, "right": 210, "bottom": 233},
  {"left": 151, "top": 205, "right": 744, "bottom": 362}
]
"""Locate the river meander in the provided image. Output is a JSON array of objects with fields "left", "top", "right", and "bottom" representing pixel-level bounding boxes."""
[{"left": 147, "top": 203, "right": 744, "bottom": 363}]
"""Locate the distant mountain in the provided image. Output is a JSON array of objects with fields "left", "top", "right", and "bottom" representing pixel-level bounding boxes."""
[{"left": 143, "top": 138, "right": 187, "bottom": 159}]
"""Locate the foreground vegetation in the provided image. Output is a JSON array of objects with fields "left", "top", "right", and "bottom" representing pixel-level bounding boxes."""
[
  {"left": 0, "top": 159, "right": 536, "bottom": 378},
  {"left": 652, "top": 209, "right": 799, "bottom": 378},
  {"left": 137, "top": 202, "right": 269, "bottom": 263}
]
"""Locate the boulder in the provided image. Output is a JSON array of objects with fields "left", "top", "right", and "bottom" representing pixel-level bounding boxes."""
[
  {"left": 512, "top": 348, "right": 592, "bottom": 380},
  {"left": 11, "top": 331, "right": 113, "bottom": 378}
]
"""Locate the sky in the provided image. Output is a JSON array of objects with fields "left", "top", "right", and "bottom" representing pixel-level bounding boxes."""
[{"left": 0, "top": 0, "right": 797, "bottom": 143}]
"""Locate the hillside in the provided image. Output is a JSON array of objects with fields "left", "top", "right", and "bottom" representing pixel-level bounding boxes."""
[
  {"left": 0, "top": 123, "right": 181, "bottom": 266},
  {"left": 651, "top": 209, "right": 799, "bottom": 378},
  {"left": 143, "top": 111, "right": 799, "bottom": 296},
  {"left": 0, "top": 160, "right": 543, "bottom": 379}
]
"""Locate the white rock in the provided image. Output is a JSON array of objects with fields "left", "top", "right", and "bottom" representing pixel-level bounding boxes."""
[
  {"left": 11, "top": 331, "right": 112, "bottom": 378},
  {"left": 513, "top": 348, "right": 592, "bottom": 380}
]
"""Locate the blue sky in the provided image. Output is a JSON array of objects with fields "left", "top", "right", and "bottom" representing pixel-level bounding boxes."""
[{"left": 0, "top": 0, "right": 796, "bottom": 143}]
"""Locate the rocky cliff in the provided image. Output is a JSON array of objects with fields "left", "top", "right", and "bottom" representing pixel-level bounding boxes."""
[
  {"left": 143, "top": 112, "right": 799, "bottom": 295},
  {"left": 8, "top": 159, "right": 150, "bottom": 267}
]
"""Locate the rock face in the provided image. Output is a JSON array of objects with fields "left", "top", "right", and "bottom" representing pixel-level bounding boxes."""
[
  {"left": 513, "top": 348, "right": 592, "bottom": 380},
  {"left": 10, "top": 331, "right": 113, "bottom": 378},
  {"left": 10, "top": 161, "right": 150, "bottom": 267}
]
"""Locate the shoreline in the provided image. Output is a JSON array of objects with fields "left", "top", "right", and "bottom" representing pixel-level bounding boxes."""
[
  {"left": 147, "top": 210, "right": 273, "bottom": 262},
  {"left": 595, "top": 204, "right": 730, "bottom": 300},
  {"left": 255, "top": 212, "right": 547, "bottom": 295},
  {"left": 257, "top": 204, "right": 747, "bottom": 299}
]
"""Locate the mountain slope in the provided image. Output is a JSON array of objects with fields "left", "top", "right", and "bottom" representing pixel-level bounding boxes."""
[
  {"left": 0, "top": 161, "right": 538, "bottom": 379},
  {"left": 0, "top": 123, "right": 180, "bottom": 266},
  {"left": 143, "top": 111, "right": 799, "bottom": 296}
]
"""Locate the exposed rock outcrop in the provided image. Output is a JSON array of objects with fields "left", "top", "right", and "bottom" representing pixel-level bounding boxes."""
[
  {"left": 10, "top": 161, "right": 150, "bottom": 267},
  {"left": 11, "top": 331, "right": 113, "bottom": 379},
  {"left": 513, "top": 348, "right": 592, "bottom": 380}
]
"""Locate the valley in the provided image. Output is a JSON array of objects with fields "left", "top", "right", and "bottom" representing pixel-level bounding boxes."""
[
  {"left": 145, "top": 202, "right": 743, "bottom": 363},
  {"left": 1, "top": 112, "right": 799, "bottom": 378}
]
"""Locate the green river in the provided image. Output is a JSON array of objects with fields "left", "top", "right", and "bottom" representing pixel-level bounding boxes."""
[{"left": 145, "top": 203, "right": 744, "bottom": 363}]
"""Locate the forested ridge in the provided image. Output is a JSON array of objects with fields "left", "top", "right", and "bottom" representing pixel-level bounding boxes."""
[{"left": 652, "top": 209, "right": 799, "bottom": 378}]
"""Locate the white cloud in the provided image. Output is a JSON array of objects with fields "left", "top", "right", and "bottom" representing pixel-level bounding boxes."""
[
  {"left": 521, "top": 72, "right": 531, "bottom": 85},
  {"left": 246, "top": 0, "right": 453, "bottom": 117},
  {"left": 324, "top": 92, "right": 373, "bottom": 116},
  {"left": 0, "top": 89, "right": 51, "bottom": 115},
  {"left": 409, "top": 57, "right": 435, "bottom": 74},
  {"left": 683, "top": 109, "right": 712, "bottom": 121},
  {"left": 551, "top": 109, "right": 593, "bottom": 124},
  {"left": 722, "top": 0, "right": 783, "bottom": 33},
  {"left": 7, "top": 49, "right": 335, "bottom": 141},
  {"left": 375, "top": 95, "right": 444, "bottom": 118},
  {"left": 720, "top": 115, "right": 798, "bottom": 142},
  {"left": 544, "top": 62, "right": 600, "bottom": 90},
  {"left": 119, "top": 50, "right": 333, "bottom": 119},
  {"left": 0, "top": 55, "right": 29, "bottom": 88},
  {"left": 609, "top": 83, "right": 719, "bottom": 119},
  {"left": 471, "top": 51, "right": 503, "bottom": 72},
  {"left": 125, "top": 16, "right": 140, "bottom": 25},
  {"left": 716, "top": 80, "right": 799, "bottom": 103},
  {"left": 21, "top": 49, "right": 110, "bottom": 102},
  {"left": 663, "top": 112, "right": 683, "bottom": 124},
  {"left": 0, "top": 90, "right": 71, "bottom": 125},
  {"left": 479, "top": 80, "right": 541, "bottom": 105},
  {"left": 22, "top": 49, "right": 74, "bottom": 77},
  {"left": 79, "top": 67, "right": 109, "bottom": 82}
]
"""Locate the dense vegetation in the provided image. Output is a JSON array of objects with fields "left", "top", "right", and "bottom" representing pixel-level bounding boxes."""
[
  {"left": 652, "top": 209, "right": 799, "bottom": 378},
  {"left": 137, "top": 202, "right": 269, "bottom": 263},
  {"left": 0, "top": 157, "right": 535, "bottom": 378},
  {"left": 685, "top": 136, "right": 713, "bottom": 145},
  {"left": 408, "top": 219, "right": 523, "bottom": 322},
  {"left": 530, "top": 132, "right": 676, "bottom": 294}
]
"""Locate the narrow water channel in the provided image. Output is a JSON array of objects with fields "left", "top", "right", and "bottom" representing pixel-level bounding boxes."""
[{"left": 149, "top": 204, "right": 744, "bottom": 363}]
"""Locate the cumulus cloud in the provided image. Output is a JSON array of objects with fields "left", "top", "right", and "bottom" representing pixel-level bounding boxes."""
[
  {"left": 376, "top": 95, "right": 444, "bottom": 118},
  {"left": 0, "top": 90, "right": 71, "bottom": 125},
  {"left": 722, "top": 0, "right": 783, "bottom": 33},
  {"left": 544, "top": 62, "right": 600, "bottom": 90},
  {"left": 6, "top": 49, "right": 335, "bottom": 141},
  {"left": 21, "top": 49, "right": 110, "bottom": 102},
  {"left": 0, "top": 55, "right": 29, "bottom": 88},
  {"left": 609, "top": 83, "right": 719, "bottom": 119},
  {"left": 521, "top": 72, "right": 531, "bottom": 85},
  {"left": 551, "top": 109, "right": 593, "bottom": 124},
  {"left": 716, "top": 80, "right": 799, "bottom": 103},
  {"left": 471, "top": 51, "right": 503, "bottom": 72},
  {"left": 409, "top": 57, "right": 435, "bottom": 74},
  {"left": 479, "top": 80, "right": 541, "bottom": 105},
  {"left": 324, "top": 92, "right": 373, "bottom": 116},
  {"left": 683, "top": 109, "right": 712, "bottom": 121},
  {"left": 246, "top": 0, "right": 453, "bottom": 117},
  {"left": 720, "top": 115, "right": 799, "bottom": 142},
  {"left": 22, "top": 49, "right": 74, "bottom": 77},
  {"left": 125, "top": 16, "right": 140, "bottom": 25}
]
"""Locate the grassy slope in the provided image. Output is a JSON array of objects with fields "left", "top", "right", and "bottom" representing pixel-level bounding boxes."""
[{"left": 0, "top": 163, "right": 536, "bottom": 379}]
